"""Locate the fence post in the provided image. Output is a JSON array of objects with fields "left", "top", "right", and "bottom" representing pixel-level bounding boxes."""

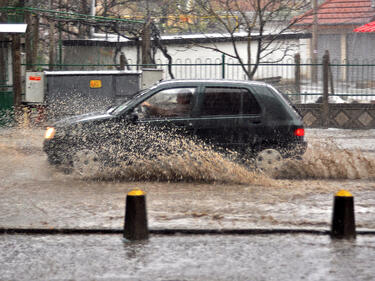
[
  {"left": 222, "top": 53, "right": 225, "bottom": 79},
  {"left": 120, "top": 52, "right": 126, "bottom": 70},
  {"left": 294, "top": 53, "right": 301, "bottom": 103},
  {"left": 322, "top": 50, "right": 330, "bottom": 128}
]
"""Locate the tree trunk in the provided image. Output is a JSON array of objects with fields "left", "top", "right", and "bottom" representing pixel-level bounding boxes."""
[
  {"left": 31, "top": 14, "right": 39, "bottom": 71},
  {"left": 49, "top": 20, "right": 55, "bottom": 70},
  {"left": 25, "top": 12, "right": 33, "bottom": 71},
  {"left": 12, "top": 34, "right": 22, "bottom": 109},
  {"left": 141, "top": 18, "right": 153, "bottom": 68},
  {"left": 247, "top": 32, "right": 251, "bottom": 79}
]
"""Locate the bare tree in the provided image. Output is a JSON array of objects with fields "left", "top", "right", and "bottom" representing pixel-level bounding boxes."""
[
  {"left": 94, "top": 0, "right": 177, "bottom": 76},
  {"left": 2, "top": 0, "right": 191, "bottom": 77},
  {"left": 179, "top": 0, "right": 311, "bottom": 79}
]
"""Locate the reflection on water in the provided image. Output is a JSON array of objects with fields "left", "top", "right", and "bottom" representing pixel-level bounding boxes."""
[{"left": 0, "top": 234, "right": 375, "bottom": 281}]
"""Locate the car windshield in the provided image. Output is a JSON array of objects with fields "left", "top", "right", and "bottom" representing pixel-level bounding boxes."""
[{"left": 109, "top": 89, "right": 149, "bottom": 115}]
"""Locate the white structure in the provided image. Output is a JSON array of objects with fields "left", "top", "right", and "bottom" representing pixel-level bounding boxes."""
[{"left": 63, "top": 31, "right": 310, "bottom": 81}]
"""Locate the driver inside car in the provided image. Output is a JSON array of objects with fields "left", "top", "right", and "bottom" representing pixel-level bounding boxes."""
[{"left": 141, "top": 90, "right": 192, "bottom": 118}]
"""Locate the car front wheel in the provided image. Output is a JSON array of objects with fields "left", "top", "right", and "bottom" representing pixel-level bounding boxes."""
[{"left": 72, "top": 149, "right": 102, "bottom": 177}]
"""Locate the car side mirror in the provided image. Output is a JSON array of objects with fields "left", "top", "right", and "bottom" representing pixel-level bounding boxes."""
[{"left": 128, "top": 111, "right": 139, "bottom": 123}]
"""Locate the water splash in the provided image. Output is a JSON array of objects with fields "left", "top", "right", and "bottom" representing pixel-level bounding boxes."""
[
  {"left": 2, "top": 127, "right": 375, "bottom": 184},
  {"left": 71, "top": 132, "right": 375, "bottom": 183},
  {"left": 72, "top": 131, "right": 268, "bottom": 185},
  {"left": 274, "top": 140, "right": 375, "bottom": 180}
]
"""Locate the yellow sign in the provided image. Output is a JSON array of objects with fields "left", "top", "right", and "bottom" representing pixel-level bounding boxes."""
[{"left": 90, "top": 80, "right": 102, "bottom": 88}]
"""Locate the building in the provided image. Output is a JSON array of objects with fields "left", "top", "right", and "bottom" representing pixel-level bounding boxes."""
[
  {"left": 295, "top": 0, "right": 375, "bottom": 66},
  {"left": 62, "top": 31, "right": 310, "bottom": 81}
]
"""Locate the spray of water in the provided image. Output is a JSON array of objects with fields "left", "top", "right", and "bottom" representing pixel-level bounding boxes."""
[
  {"left": 2, "top": 124, "right": 375, "bottom": 184},
  {"left": 274, "top": 140, "right": 375, "bottom": 180},
  {"left": 69, "top": 125, "right": 269, "bottom": 185},
  {"left": 66, "top": 124, "right": 375, "bottom": 183}
]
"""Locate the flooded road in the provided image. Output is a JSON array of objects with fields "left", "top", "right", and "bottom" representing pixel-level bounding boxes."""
[
  {"left": 0, "top": 127, "right": 374, "bottom": 230},
  {"left": 1, "top": 234, "right": 375, "bottom": 281},
  {"left": 1, "top": 127, "right": 375, "bottom": 280}
]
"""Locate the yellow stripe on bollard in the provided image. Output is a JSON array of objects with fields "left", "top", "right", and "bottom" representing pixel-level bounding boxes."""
[
  {"left": 335, "top": 190, "right": 353, "bottom": 197},
  {"left": 127, "top": 189, "right": 146, "bottom": 196}
]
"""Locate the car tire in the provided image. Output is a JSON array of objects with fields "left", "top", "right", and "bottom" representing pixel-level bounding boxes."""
[
  {"left": 255, "top": 148, "right": 283, "bottom": 174},
  {"left": 72, "top": 149, "right": 102, "bottom": 177}
]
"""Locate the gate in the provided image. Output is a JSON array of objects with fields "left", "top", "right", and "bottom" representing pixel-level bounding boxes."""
[{"left": 0, "top": 85, "right": 14, "bottom": 126}]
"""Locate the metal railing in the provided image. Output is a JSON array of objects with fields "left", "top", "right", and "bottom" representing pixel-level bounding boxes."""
[{"left": 19, "top": 58, "right": 375, "bottom": 104}]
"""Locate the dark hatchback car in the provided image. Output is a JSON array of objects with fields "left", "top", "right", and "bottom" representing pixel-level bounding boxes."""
[{"left": 43, "top": 80, "right": 307, "bottom": 172}]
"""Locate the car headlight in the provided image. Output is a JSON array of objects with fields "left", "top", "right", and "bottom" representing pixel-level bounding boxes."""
[{"left": 44, "top": 127, "right": 56, "bottom": 139}]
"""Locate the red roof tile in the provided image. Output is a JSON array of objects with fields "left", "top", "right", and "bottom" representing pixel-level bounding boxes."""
[
  {"left": 353, "top": 20, "right": 375, "bottom": 32},
  {"left": 295, "top": 0, "right": 375, "bottom": 27}
]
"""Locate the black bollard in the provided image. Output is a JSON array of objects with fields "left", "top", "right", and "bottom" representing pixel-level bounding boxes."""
[
  {"left": 124, "top": 189, "right": 149, "bottom": 241},
  {"left": 331, "top": 190, "right": 356, "bottom": 239}
]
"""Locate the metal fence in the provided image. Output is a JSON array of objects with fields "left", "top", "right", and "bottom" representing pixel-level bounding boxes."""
[{"left": 19, "top": 58, "right": 375, "bottom": 104}]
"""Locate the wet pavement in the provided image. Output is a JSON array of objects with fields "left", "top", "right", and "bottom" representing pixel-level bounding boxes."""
[
  {"left": 1, "top": 234, "right": 375, "bottom": 281},
  {"left": 0, "top": 127, "right": 375, "bottom": 280}
]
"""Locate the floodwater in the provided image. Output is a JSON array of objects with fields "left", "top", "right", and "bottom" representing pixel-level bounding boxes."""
[
  {"left": 0, "top": 127, "right": 374, "bottom": 230},
  {"left": 1, "top": 126, "right": 375, "bottom": 280},
  {"left": 1, "top": 234, "right": 375, "bottom": 281}
]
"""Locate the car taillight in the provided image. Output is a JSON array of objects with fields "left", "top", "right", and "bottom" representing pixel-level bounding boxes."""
[
  {"left": 44, "top": 127, "right": 56, "bottom": 139},
  {"left": 294, "top": 128, "right": 305, "bottom": 137}
]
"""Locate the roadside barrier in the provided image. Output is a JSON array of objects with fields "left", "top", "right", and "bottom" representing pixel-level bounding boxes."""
[
  {"left": 331, "top": 190, "right": 356, "bottom": 239},
  {"left": 123, "top": 189, "right": 149, "bottom": 241},
  {"left": 0, "top": 189, "right": 372, "bottom": 238}
]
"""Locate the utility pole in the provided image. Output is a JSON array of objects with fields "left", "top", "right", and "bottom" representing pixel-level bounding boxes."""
[
  {"left": 12, "top": 35, "right": 22, "bottom": 109},
  {"left": 12, "top": 0, "right": 26, "bottom": 113},
  {"left": 90, "top": 0, "right": 95, "bottom": 38},
  {"left": 25, "top": 0, "right": 39, "bottom": 71},
  {"left": 311, "top": 0, "right": 318, "bottom": 83}
]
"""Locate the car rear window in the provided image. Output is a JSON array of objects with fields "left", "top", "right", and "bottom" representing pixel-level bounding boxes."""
[{"left": 201, "top": 87, "right": 261, "bottom": 116}]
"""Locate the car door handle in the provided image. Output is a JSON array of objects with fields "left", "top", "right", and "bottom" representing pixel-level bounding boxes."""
[{"left": 252, "top": 120, "right": 261, "bottom": 124}]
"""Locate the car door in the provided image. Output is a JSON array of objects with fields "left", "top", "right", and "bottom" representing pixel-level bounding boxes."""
[
  {"left": 133, "top": 86, "right": 198, "bottom": 141},
  {"left": 194, "top": 85, "right": 263, "bottom": 151}
]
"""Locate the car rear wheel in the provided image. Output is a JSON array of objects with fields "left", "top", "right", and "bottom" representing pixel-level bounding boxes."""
[
  {"left": 255, "top": 148, "right": 283, "bottom": 174},
  {"left": 72, "top": 149, "right": 102, "bottom": 177}
]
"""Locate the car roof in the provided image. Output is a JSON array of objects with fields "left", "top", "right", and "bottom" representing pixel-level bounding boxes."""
[{"left": 156, "top": 79, "right": 269, "bottom": 87}]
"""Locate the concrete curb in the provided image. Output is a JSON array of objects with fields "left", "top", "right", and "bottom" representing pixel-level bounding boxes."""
[{"left": 1, "top": 227, "right": 375, "bottom": 236}]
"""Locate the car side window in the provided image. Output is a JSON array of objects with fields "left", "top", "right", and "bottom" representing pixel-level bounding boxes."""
[
  {"left": 136, "top": 87, "right": 196, "bottom": 119},
  {"left": 201, "top": 87, "right": 261, "bottom": 116}
]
